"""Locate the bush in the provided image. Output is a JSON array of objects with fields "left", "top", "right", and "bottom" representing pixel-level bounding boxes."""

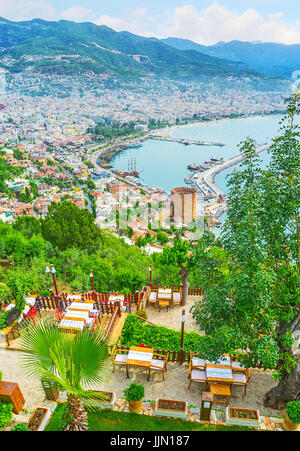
[
  {"left": 135, "top": 309, "right": 148, "bottom": 321},
  {"left": 121, "top": 315, "right": 203, "bottom": 351},
  {"left": 123, "top": 383, "right": 145, "bottom": 402},
  {"left": 10, "top": 423, "right": 30, "bottom": 431},
  {"left": 0, "top": 401, "right": 13, "bottom": 430},
  {"left": 286, "top": 401, "right": 300, "bottom": 424}
]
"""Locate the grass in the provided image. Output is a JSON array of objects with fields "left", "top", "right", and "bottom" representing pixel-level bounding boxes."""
[{"left": 45, "top": 403, "right": 253, "bottom": 432}]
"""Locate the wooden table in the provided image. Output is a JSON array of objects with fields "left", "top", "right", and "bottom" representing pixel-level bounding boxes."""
[
  {"left": 0, "top": 381, "right": 25, "bottom": 414},
  {"left": 210, "top": 384, "right": 231, "bottom": 406},
  {"left": 206, "top": 357, "right": 233, "bottom": 386},
  {"left": 126, "top": 346, "right": 153, "bottom": 381}
]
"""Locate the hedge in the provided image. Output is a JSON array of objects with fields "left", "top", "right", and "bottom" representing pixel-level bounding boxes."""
[{"left": 120, "top": 315, "right": 203, "bottom": 351}]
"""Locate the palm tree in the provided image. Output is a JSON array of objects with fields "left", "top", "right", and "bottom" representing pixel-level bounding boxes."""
[{"left": 19, "top": 317, "right": 112, "bottom": 431}]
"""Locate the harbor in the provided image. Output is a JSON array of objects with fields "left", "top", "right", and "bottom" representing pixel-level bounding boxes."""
[
  {"left": 186, "top": 143, "right": 270, "bottom": 222},
  {"left": 149, "top": 134, "right": 225, "bottom": 147}
]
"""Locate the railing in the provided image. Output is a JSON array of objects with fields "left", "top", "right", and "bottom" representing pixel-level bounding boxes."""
[
  {"left": 105, "top": 302, "right": 121, "bottom": 341},
  {"left": 149, "top": 285, "right": 204, "bottom": 296}
]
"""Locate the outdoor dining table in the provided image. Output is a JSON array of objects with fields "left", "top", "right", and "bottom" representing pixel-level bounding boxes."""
[
  {"left": 206, "top": 362, "right": 233, "bottom": 385},
  {"left": 126, "top": 346, "right": 153, "bottom": 381},
  {"left": 69, "top": 302, "right": 94, "bottom": 311},
  {"left": 64, "top": 310, "right": 90, "bottom": 321},
  {"left": 58, "top": 318, "right": 85, "bottom": 332},
  {"left": 108, "top": 295, "right": 125, "bottom": 304}
]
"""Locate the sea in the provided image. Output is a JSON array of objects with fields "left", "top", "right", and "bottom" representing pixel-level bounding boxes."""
[{"left": 111, "top": 114, "right": 298, "bottom": 233}]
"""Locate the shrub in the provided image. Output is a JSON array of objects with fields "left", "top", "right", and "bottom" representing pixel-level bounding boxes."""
[
  {"left": 136, "top": 309, "right": 148, "bottom": 321},
  {"left": 123, "top": 383, "right": 145, "bottom": 402},
  {"left": 286, "top": 401, "right": 300, "bottom": 424},
  {"left": 121, "top": 315, "right": 203, "bottom": 351},
  {"left": 10, "top": 423, "right": 30, "bottom": 431},
  {"left": 0, "top": 401, "right": 13, "bottom": 430}
]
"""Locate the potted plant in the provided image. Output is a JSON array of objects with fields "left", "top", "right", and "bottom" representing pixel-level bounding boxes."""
[
  {"left": 123, "top": 383, "right": 145, "bottom": 414},
  {"left": 283, "top": 401, "right": 300, "bottom": 431}
]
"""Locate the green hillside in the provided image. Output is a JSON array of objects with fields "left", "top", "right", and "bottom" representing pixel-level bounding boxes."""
[{"left": 0, "top": 17, "right": 290, "bottom": 87}]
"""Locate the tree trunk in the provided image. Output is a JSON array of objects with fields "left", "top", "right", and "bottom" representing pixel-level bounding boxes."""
[
  {"left": 264, "top": 313, "right": 300, "bottom": 411},
  {"left": 179, "top": 265, "right": 189, "bottom": 306},
  {"left": 65, "top": 395, "right": 88, "bottom": 432},
  {"left": 264, "top": 357, "right": 300, "bottom": 411}
]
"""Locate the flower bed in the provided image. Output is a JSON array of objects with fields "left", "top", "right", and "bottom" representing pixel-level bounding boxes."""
[
  {"left": 27, "top": 407, "right": 51, "bottom": 431},
  {"left": 226, "top": 407, "right": 260, "bottom": 428},
  {"left": 154, "top": 399, "right": 188, "bottom": 420},
  {"left": 85, "top": 391, "right": 116, "bottom": 410}
]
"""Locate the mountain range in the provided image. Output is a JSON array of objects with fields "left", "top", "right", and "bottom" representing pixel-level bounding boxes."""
[
  {"left": 161, "top": 38, "right": 300, "bottom": 79},
  {"left": 0, "top": 17, "right": 293, "bottom": 90}
]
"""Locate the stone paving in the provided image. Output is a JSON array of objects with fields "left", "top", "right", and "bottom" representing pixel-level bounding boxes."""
[{"left": 145, "top": 295, "right": 203, "bottom": 333}]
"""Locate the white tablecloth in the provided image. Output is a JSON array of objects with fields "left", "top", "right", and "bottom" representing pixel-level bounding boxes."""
[
  {"left": 127, "top": 350, "right": 153, "bottom": 363},
  {"left": 69, "top": 302, "right": 94, "bottom": 311},
  {"left": 64, "top": 310, "right": 89, "bottom": 320},
  {"left": 24, "top": 297, "right": 36, "bottom": 306},
  {"left": 206, "top": 367, "right": 233, "bottom": 381},
  {"left": 207, "top": 356, "right": 231, "bottom": 366},
  {"left": 58, "top": 319, "right": 85, "bottom": 330},
  {"left": 158, "top": 289, "right": 172, "bottom": 294}
]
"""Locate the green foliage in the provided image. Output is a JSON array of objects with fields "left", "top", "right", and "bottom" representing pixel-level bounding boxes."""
[
  {"left": 0, "top": 312, "right": 8, "bottom": 331},
  {"left": 191, "top": 94, "right": 300, "bottom": 383},
  {"left": 121, "top": 315, "right": 203, "bottom": 351},
  {"left": 286, "top": 401, "right": 300, "bottom": 424},
  {"left": 0, "top": 151, "right": 24, "bottom": 195},
  {"left": 45, "top": 403, "right": 71, "bottom": 432},
  {"left": 10, "top": 423, "right": 30, "bottom": 431},
  {"left": 0, "top": 370, "right": 2, "bottom": 380},
  {"left": 0, "top": 401, "right": 13, "bottom": 430},
  {"left": 42, "top": 201, "right": 102, "bottom": 252},
  {"left": 123, "top": 383, "right": 145, "bottom": 402}
]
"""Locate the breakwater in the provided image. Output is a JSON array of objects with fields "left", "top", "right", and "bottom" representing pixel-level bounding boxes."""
[{"left": 193, "top": 144, "right": 270, "bottom": 197}]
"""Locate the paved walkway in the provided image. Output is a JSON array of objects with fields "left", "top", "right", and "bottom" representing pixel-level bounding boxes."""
[{"left": 145, "top": 296, "right": 203, "bottom": 333}]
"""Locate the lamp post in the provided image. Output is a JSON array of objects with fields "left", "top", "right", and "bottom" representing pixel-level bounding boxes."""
[
  {"left": 46, "top": 264, "right": 59, "bottom": 296},
  {"left": 180, "top": 309, "right": 186, "bottom": 364},
  {"left": 90, "top": 270, "right": 95, "bottom": 292},
  {"left": 149, "top": 264, "right": 152, "bottom": 288}
]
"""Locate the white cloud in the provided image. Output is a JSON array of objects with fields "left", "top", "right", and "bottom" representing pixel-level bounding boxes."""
[
  {"left": 95, "top": 8, "right": 155, "bottom": 36},
  {"left": 60, "top": 6, "right": 95, "bottom": 23},
  {"left": 0, "top": 0, "right": 57, "bottom": 21},
  {"left": 160, "top": 4, "right": 300, "bottom": 45}
]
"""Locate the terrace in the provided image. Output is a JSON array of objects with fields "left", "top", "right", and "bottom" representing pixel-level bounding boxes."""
[{"left": 0, "top": 285, "right": 290, "bottom": 431}]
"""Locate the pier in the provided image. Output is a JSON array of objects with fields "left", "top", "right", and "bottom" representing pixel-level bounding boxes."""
[
  {"left": 149, "top": 135, "right": 225, "bottom": 147},
  {"left": 193, "top": 144, "right": 270, "bottom": 197}
]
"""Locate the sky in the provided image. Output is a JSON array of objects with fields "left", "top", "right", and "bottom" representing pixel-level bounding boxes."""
[{"left": 1, "top": 0, "right": 300, "bottom": 45}]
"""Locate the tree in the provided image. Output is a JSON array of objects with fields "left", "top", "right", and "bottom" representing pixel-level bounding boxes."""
[
  {"left": 191, "top": 95, "right": 300, "bottom": 410},
  {"left": 19, "top": 319, "right": 112, "bottom": 431},
  {"left": 41, "top": 201, "right": 102, "bottom": 252},
  {"left": 160, "top": 239, "right": 192, "bottom": 305}
]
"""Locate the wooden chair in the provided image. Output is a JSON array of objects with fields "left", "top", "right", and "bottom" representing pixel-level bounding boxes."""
[
  {"left": 188, "top": 368, "right": 207, "bottom": 390},
  {"left": 111, "top": 347, "right": 129, "bottom": 372},
  {"left": 149, "top": 352, "right": 169, "bottom": 381},
  {"left": 230, "top": 355, "right": 247, "bottom": 374},
  {"left": 231, "top": 369, "right": 251, "bottom": 396},
  {"left": 148, "top": 291, "right": 157, "bottom": 307},
  {"left": 189, "top": 351, "right": 206, "bottom": 371},
  {"left": 172, "top": 290, "right": 181, "bottom": 307}
]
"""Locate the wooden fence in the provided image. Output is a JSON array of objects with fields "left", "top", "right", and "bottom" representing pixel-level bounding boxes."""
[{"left": 149, "top": 285, "right": 204, "bottom": 296}]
